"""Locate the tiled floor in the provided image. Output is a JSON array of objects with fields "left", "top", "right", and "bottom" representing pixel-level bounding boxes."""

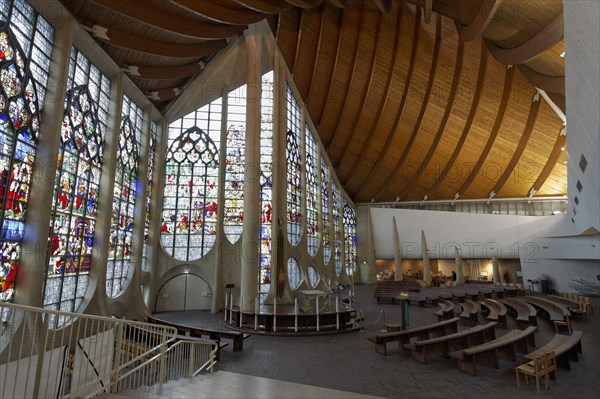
[{"left": 125, "top": 285, "right": 599, "bottom": 399}]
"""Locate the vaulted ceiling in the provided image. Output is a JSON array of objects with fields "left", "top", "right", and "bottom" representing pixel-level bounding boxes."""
[{"left": 57, "top": 0, "right": 567, "bottom": 204}]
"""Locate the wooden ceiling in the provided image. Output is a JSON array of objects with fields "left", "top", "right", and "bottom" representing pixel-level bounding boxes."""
[{"left": 57, "top": 0, "right": 567, "bottom": 204}]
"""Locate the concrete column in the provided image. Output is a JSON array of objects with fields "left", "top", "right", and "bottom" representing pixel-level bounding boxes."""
[
  {"left": 492, "top": 255, "right": 500, "bottom": 284},
  {"left": 455, "top": 246, "right": 464, "bottom": 284},
  {"left": 421, "top": 230, "right": 431, "bottom": 284},
  {"left": 393, "top": 216, "right": 403, "bottom": 281},
  {"left": 239, "top": 26, "right": 262, "bottom": 311},
  {"left": 17, "top": 18, "right": 73, "bottom": 307},
  {"left": 366, "top": 206, "right": 377, "bottom": 284}
]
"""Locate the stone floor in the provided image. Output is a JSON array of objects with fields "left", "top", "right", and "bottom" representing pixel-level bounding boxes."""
[{"left": 153, "top": 284, "right": 599, "bottom": 399}]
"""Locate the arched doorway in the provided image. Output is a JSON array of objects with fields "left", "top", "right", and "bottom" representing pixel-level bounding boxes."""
[{"left": 155, "top": 273, "right": 212, "bottom": 312}]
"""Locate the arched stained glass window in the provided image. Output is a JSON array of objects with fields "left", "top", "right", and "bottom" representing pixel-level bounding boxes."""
[
  {"left": 161, "top": 127, "right": 219, "bottom": 261},
  {"left": 321, "top": 159, "right": 331, "bottom": 265},
  {"left": 258, "top": 71, "right": 273, "bottom": 303},
  {"left": 0, "top": 2, "right": 53, "bottom": 304},
  {"left": 332, "top": 181, "right": 341, "bottom": 276},
  {"left": 43, "top": 47, "right": 109, "bottom": 317},
  {"left": 106, "top": 96, "right": 142, "bottom": 298},
  {"left": 286, "top": 84, "right": 302, "bottom": 246},
  {"left": 305, "top": 125, "right": 319, "bottom": 257},
  {"left": 343, "top": 200, "right": 357, "bottom": 277},
  {"left": 223, "top": 85, "right": 246, "bottom": 244},
  {"left": 287, "top": 257, "right": 301, "bottom": 291},
  {"left": 142, "top": 121, "right": 157, "bottom": 273},
  {"left": 307, "top": 266, "right": 319, "bottom": 289}
]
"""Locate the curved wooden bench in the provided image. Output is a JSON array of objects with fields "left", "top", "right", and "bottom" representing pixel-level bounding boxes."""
[
  {"left": 519, "top": 296, "right": 570, "bottom": 321},
  {"left": 449, "top": 326, "right": 537, "bottom": 376},
  {"left": 404, "top": 321, "right": 497, "bottom": 365},
  {"left": 373, "top": 280, "right": 421, "bottom": 303},
  {"left": 546, "top": 295, "right": 580, "bottom": 309},
  {"left": 501, "top": 297, "right": 538, "bottom": 329},
  {"left": 434, "top": 300, "right": 456, "bottom": 321},
  {"left": 479, "top": 298, "right": 508, "bottom": 328},
  {"left": 366, "top": 317, "right": 460, "bottom": 356},
  {"left": 525, "top": 330, "right": 583, "bottom": 370},
  {"left": 458, "top": 300, "right": 480, "bottom": 326}
]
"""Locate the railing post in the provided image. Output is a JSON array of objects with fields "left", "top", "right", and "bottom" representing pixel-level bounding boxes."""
[
  {"left": 188, "top": 344, "right": 195, "bottom": 378},
  {"left": 111, "top": 322, "right": 124, "bottom": 394},
  {"left": 158, "top": 328, "right": 168, "bottom": 392},
  {"left": 31, "top": 312, "right": 49, "bottom": 399}
]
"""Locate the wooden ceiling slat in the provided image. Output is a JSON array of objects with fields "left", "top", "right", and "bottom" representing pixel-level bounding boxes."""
[
  {"left": 486, "top": 11, "right": 564, "bottom": 65},
  {"left": 333, "top": 10, "right": 384, "bottom": 168},
  {"left": 375, "top": 0, "right": 392, "bottom": 13},
  {"left": 89, "top": 0, "right": 245, "bottom": 39},
  {"left": 456, "top": 66, "right": 515, "bottom": 198},
  {"left": 126, "top": 61, "right": 208, "bottom": 80},
  {"left": 427, "top": 40, "right": 488, "bottom": 199},
  {"left": 396, "top": 33, "right": 465, "bottom": 200},
  {"left": 286, "top": 0, "right": 324, "bottom": 8},
  {"left": 323, "top": 2, "right": 368, "bottom": 149},
  {"left": 457, "top": 0, "right": 502, "bottom": 41},
  {"left": 328, "top": 0, "right": 351, "bottom": 8},
  {"left": 490, "top": 94, "right": 541, "bottom": 197},
  {"left": 373, "top": 13, "right": 443, "bottom": 202},
  {"left": 342, "top": 3, "right": 404, "bottom": 187},
  {"left": 352, "top": 6, "right": 421, "bottom": 200},
  {"left": 305, "top": 6, "right": 328, "bottom": 105},
  {"left": 233, "top": 0, "right": 293, "bottom": 14},
  {"left": 291, "top": 9, "right": 305, "bottom": 79},
  {"left": 517, "top": 64, "right": 564, "bottom": 95},
  {"left": 168, "top": 0, "right": 265, "bottom": 25}
]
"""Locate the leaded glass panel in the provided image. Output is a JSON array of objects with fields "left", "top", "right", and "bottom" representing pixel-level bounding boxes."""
[
  {"left": 332, "top": 181, "right": 341, "bottom": 276},
  {"left": 142, "top": 122, "right": 157, "bottom": 273},
  {"left": 343, "top": 200, "right": 357, "bottom": 277},
  {"left": 259, "top": 71, "right": 273, "bottom": 304},
  {"left": 307, "top": 266, "right": 319, "bottom": 289},
  {"left": 321, "top": 159, "right": 331, "bottom": 265},
  {"left": 286, "top": 85, "right": 301, "bottom": 246},
  {"left": 287, "top": 257, "right": 301, "bottom": 291},
  {"left": 305, "top": 125, "right": 319, "bottom": 257}
]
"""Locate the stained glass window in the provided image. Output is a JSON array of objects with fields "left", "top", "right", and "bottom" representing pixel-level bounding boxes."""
[
  {"left": 43, "top": 48, "right": 109, "bottom": 317},
  {"left": 305, "top": 125, "right": 319, "bottom": 257},
  {"left": 0, "top": 0, "right": 53, "bottom": 303},
  {"left": 106, "top": 96, "right": 142, "bottom": 298},
  {"left": 161, "top": 102, "right": 220, "bottom": 261},
  {"left": 286, "top": 85, "right": 302, "bottom": 246},
  {"left": 343, "top": 200, "right": 357, "bottom": 278},
  {"left": 321, "top": 159, "right": 331, "bottom": 265},
  {"left": 332, "top": 181, "right": 342, "bottom": 276},
  {"left": 287, "top": 257, "right": 301, "bottom": 290},
  {"left": 142, "top": 121, "right": 157, "bottom": 275},
  {"left": 259, "top": 71, "right": 273, "bottom": 304},
  {"left": 307, "top": 266, "right": 319, "bottom": 289},
  {"left": 223, "top": 85, "right": 246, "bottom": 244}
]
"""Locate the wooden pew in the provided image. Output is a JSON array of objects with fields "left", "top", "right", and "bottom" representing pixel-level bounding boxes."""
[
  {"left": 373, "top": 279, "right": 421, "bottom": 303},
  {"left": 546, "top": 295, "right": 580, "bottom": 310},
  {"left": 448, "top": 326, "right": 537, "bottom": 376},
  {"left": 458, "top": 299, "right": 480, "bottom": 326},
  {"left": 524, "top": 330, "right": 583, "bottom": 370},
  {"left": 434, "top": 300, "right": 456, "bottom": 321},
  {"left": 501, "top": 297, "right": 537, "bottom": 329},
  {"left": 404, "top": 321, "right": 497, "bottom": 365},
  {"left": 518, "top": 296, "right": 570, "bottom": 321},
  {"left": 366, "top": 317, "right": 460, "bottom": 356},
  {"left": 479, "top": 298, "right": 508, "bottom": 328}
]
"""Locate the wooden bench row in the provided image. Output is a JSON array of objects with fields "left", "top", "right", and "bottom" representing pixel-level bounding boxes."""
[
  {"left": 479, "top": 298, "right": 508, "bottom": 328},
  {"left": 434, "top": 300, "right": 456, "bottom": 321},
  {"left": 500, "top": 297, "right": 538, "bottom": 329},
  {"left": 367, "top": 317, "right": 460, "bottom": 356},
  {"left": 404, "top": 321, "right": 498, "bottom": 365},
  {"left": 519, "top": 296, "right": 570, "bottom": 321},
  {"left": 524, "top": 330, "right": 583, "bottom": 370},
  {"left": 458, "top": 300, "right": 480, "bottom": 326},
  {"left": 448, "top": 326, "right": 537, "bottom": 376},
  {"left": 373, "top": 280, "right": 421, "bottom": 303}
]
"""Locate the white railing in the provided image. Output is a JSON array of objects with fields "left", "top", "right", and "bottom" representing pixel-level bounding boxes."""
[{"left": 0, "top": 302, "right": 217, "bottom": 398}]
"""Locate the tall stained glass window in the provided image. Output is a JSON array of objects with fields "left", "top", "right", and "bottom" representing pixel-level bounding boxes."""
[
  {"left": 321, "top": 159, "right": 331, "bottom": 265},
  {"left": 106, "top": 96, "right": 142, "bottom": 298},
  {"left": 0, "top": 0, "right": 53, "bottom": 303},
  {"left": 286, "top": 84, "right": 302, "bottom": 246},
  {"left": 287, "top": 257, "right": 301, "bottom": 290},
  {"left": 332, "top": 181, "right": 341, "bottom": 276},
  {"left": 44, "top": 48, "right": 109, "bottom": 316},
  {"left": 142, "top": 121, "right": 157, "bottom": 274},
  {"left": 305, "top": 125, "right": 318, "bottom": 257},
  {"left": 259, "top": 71, "right": 273, "bottom": 303},
  {"left": 343, "top": 200, "right": 357, "bottom": 278},
  {"left": 223, "top": 85, "right": 246, "bottom": 244},
  {"left": 161, "top": 99, "right": 221, "bottom": 261}
]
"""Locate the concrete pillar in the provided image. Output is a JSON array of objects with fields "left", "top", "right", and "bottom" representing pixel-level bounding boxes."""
[
  {"left": 492, "top": 255, "right": 500, "bottom": 284},
  {"left": 455, "top": 246, "right": 464, "bottom": 284},
  {"left": 239, "top": 26, "right": 262, "bottom": 311},
  {"left": 393, "top": 216, "right": 403, "bottom": 281},
  {"left": 421, "top": 230, "right": 431, "bottom": 284}
]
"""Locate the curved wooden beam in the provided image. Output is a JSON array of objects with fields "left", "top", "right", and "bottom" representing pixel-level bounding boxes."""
[
  {"left": 86, "top": 25, "right": 228, "bottom": 58},
  {"left": 291, "top": 8, "right": 305, "bottom": 77},
  {"left": 456, "top": 0, "right": 502, "bottom": 41},
  {"left": 168, "top": 0, "right": 266, "bottom": 25},
  {"left": 343, "top": 4, "right": 403, "bottom": 187},
  {"left": 286, "top": 0, "right": 324, "bottom": 8},
  {"left": 427, "top": 40, "right": 488, "bottom": 198},
  {"left": 424, "top": 0, "right": 432, "bottom": 24},
  {"left": 306, "top": 5, "right": 328, "bottom": 106},
  {"left": 375, "top": 0, "right": 392, "bottom": 13},
  {"left": 328, "top": 0, "right": 351, "bottom": 8},
  {"left": 322, "top": 2, "right": 367, "bottom": 146},
  {"left": 90, "top": 0, "right": 244, "bottom": 39},
  {"left": 456, "top": 66, "right": 515, "bottom": 197},
  {"left": 517, "top": 64, "right": 565, "bottom": 95},
  {"left": 335, "top": 9, "right": 384, "bottom": 169},
  {"left": 486, "top": 11, "right": 564, "bottom": 65},
  {"left": 489, "top": 94, "right": 541, "bottom": 197},
  {"left": 396, "top": 36, "right": 465, "bottom": 201},
  {"left": 233, "top": 0, "right": 292, "bottom": 14},
  {"left": 353, "top": 6, "right": 422, "bottom": 199},
  {"left": 528, "top": 129, "right": 566, "bottom": 196},
  {"left": 148, "top": 87, "right": 182, "bottom": 101},
  {"left": 124, "top": 60, "right": 208, "bottom": 80},
  {"left": 373, "top": 13, "right": 443, "bottom": 202}
]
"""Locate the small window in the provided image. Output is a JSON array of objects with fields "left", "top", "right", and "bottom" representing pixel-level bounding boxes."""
[
  {"left": 579, "top": 154, "right": 588, "bottom": 173},
  {"left": 576, "top": 180, "right": 583, "bottom": 192},
  {"left": 574, "top": 197, "right": 579, "bottom": 205}
]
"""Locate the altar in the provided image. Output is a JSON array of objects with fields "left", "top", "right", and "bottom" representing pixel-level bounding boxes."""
[{"left": 299, "top": 290, "right": 328, "bottom": 313}]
